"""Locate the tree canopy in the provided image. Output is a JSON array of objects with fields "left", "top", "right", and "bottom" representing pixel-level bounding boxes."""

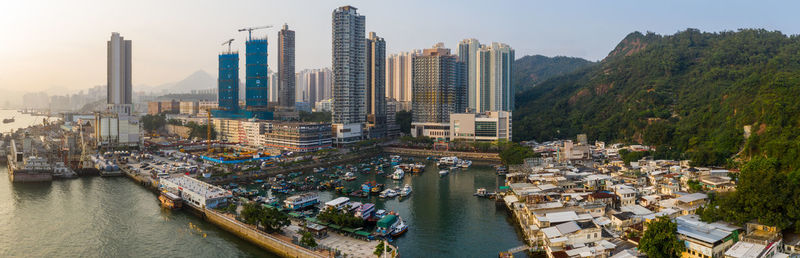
[{"left": 639, "top": 216, "right": 685, "bottom": 258}]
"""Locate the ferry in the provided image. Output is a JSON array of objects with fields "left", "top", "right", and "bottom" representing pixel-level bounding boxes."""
[
  {"left": 158, "top": 191, "right": 183, "bottom": 210},
  {"left": 439, "top": 170, "right": 449, "bottom": 176},
  {"left": 400, "top": 184, "right": 412, "bottom": 197},
  {"left": 391, "top": 168, "right": 404, "bottom": 180},
  {"left": 283, "top": 192, "right": 320, "bottom": 210}
]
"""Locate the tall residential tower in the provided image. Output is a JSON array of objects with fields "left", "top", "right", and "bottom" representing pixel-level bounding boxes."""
[
  {"left": 366, "top": 32, "right": 386, "bottom": 138},
  {"left": 331, "top": 5, "right": 366, "bottom": 144},
  {"left": 278, "top": 24, "right": 296, "bottom": 110},
  {"left": 410, "top": 43, "right": 458, "bottom": 138},
  {"left": 245, "top": 37, "right": 269, "bottom": 111},
  {"left": 107, "top": 32, "right": 132, "bottom": 115},
  {"left": 457, "top": 39, "right": 480, "bottom": 112}
]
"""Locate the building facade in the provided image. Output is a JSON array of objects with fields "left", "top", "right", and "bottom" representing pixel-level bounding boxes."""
[
  {"left": 245, "top": 38, "right": 269, "bottom": 111},
  {"left": 213, "top": 119, "right": 332, "bottom": 153},
  {"left": 386, "top": 50, "right": 420, "bottom": 111},
  {"left": 411, "top": 44, "right": 458, "bottom": 138},
  {"left": 180, "top": 101, "right": 199, "bottom": 115},
  {"left": 449, "top": 111, "right": 511, "bottom": 141},
  {"left": 476, "top": 42, "right": 514, "bottom": 112},
  {"left": 331, "top": 5, "right": 366, "bottom": 144},
  {"left": 278, "top": 24, "right": 296, "bottom": 110},
  {"left": 366, "top": 32, "right": 387, "bottom": 138},
  {"left": 107, "top": 32, "right": 133, "bottom": 115},
  {"left": 457, "top": 38, "right": 480, "bottom": 112},
  {"left": 218, "top": 52, "right": 240, "bottom": 112}
]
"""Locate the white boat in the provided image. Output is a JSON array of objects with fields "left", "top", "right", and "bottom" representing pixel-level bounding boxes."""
[
  {"left": 400, "top": 184, "right": 412, "bottom": 197},
  {"left": 458, "top": 159, "right": 472, "bottom": 168},
  {"left": 392, "top": 168, "right": 404, "bottom": 180},
  {"left": 437, "top": 156, "right": 459, "bottom": 168},
  {"left": 379, "top": 189, "right": 397, "bottom": 198},
  {"left": 439, "top": 170, "right": 449, "bottom": 176}
]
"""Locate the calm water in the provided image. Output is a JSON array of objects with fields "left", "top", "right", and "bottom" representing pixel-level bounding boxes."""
[
  {"left": 317, "top": 162, "right": 525, "bottom": 257},
  {"left": 0, "top": 109, "right": 58, "bottom": 133}
]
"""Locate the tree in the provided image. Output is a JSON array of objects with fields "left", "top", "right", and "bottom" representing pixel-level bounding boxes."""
[
  {"left": 300, "top": 231, "right": 317, "bottom": 248},
  {"left": 299, "top": 111, "right": 331, "bottom": 122},
  {"left": 260, "top": 207, "right": 290, "bottom": 233},
  {"left": 167, "top": 119, "right": 182, "bottom": 126},
  {"left": 639, "top": 216, "right": 685, "bottom": 258},
  {"left": 395, "top": 110, "right": 412, "bottom": 134},
  {"left": 373, "top": 241, "right": 385, "bottom": 257},
  {"left": 499, "top": 142, "right": 534, "bottom": 165},
  {"left": 141, "top": 114, "right": 166, "bottom": 132}
]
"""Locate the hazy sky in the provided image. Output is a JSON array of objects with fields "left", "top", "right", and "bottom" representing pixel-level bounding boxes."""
[{"left": 1, "top": 0, "right": 799, "bottom": 93}]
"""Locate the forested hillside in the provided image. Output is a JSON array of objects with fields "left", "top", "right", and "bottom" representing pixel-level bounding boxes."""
[
  {"left": 512, "top": 55, "right": 595, "bottom": 93},
  {"left": 514, "top": 29, "right": 800, "bottom": 168}
]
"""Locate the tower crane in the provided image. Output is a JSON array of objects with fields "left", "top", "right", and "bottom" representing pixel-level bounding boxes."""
[
  {"left": 221, "top": 39, "right": 235, "bottom": 52},
  {"left": 238, "top": 25, "right": 273, "bottom": 41}
]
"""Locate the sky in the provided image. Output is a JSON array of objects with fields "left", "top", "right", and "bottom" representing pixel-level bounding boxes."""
[{"left": 1, "top": 0, "right": 799, "bottom": 94}]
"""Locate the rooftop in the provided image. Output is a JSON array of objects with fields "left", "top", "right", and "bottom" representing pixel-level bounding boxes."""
[{"left": 676, "top": 215, "right": 736, "bottom": 244}]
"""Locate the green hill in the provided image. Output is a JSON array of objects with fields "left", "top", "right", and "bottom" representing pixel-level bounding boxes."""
[
  {"left": 512, "top": 55, "right": 595, "bottom": 93},
  {"left": 514, "top": 28, "right": 800, "bottom": 168}
]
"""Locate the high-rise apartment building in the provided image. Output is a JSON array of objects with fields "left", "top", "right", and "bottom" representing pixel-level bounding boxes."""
[
  {"left": 245, "top": 37, "right": 269, "bottom": 111},
  {"left": 476, "top": 43, "right": 514, "bottom": 112},
  {"left": 458, "top": 39, "right": 480, "bottom": 112},
  {"left": 386, "top": 50, "right": 420, "bottom": 111},
  {"left": 218, "top": 52, "right": 240, "bottom": 112},
  {"left": 410, "top": 43, "right": 458, "bottom": 138},
  {"left": 366, "top": 32, "right": 386, "bottom": 138},
  {"left": 107, "top": 32, "right": 133, "bottom": 115},
  {"left": 278, "top": 24, "right": 296, "bottom": 110},
  {"left": 331, "top": 5, "right": 366, "bottom": 144}
]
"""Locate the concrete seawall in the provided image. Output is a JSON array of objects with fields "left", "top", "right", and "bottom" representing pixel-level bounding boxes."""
[
  {"left": 383, "top": 147, "right": 502, "bottom": 162},
  {"left": 203, "top": 208, "right": 326, "bottom": 258}
]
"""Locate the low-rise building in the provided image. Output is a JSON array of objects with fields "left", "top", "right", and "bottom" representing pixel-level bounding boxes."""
[
  {"left": 676, "top": 215, "right": 741, "bottom": 258},
  {"left": 449, "top": 111, "right": 512, "bottom": 141},
  {"left": 180, "top": 101, "right": 199, "bottom": 115},
  {"left": 160, "top": 175, "right": 232, "bottom": 209}
]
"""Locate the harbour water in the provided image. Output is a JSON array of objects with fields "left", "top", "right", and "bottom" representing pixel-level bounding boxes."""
[
  {"left": 0, "top": 109, "right": 58, "bottom": 133},
  {"left": 0, "top": 109, "right": 525, "bottom": 257}
]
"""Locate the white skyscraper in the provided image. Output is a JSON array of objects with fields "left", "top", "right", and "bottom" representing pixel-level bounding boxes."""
[
  {"left": 385, "top": 50, "right": 420, "bottom": 111},
  {"left": 107, "top": 32, "right": 132, "bottom": 115},
  {"left": 475, "top": 42, "right": 514, "bottom": 112},
  {"left": 458, "top": 39, "right": 480, "bottom": 112}
]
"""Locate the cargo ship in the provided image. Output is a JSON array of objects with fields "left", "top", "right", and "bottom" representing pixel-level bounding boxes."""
[{"left": 7, "top": 155, "right": 53, "bottom": 182}]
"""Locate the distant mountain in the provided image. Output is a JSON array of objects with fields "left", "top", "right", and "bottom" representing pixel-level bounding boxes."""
[
  {"left": 140, "top": 70, "right": 215, "bottom": 93},
  {"left": 512, "top": 55, "right": 595, "bottom": 93},
  {"left": 514, "top": 28, "right": 800, "bottom": 168}
]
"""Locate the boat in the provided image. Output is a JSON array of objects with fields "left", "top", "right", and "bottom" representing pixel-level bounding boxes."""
[
  {"left": 343, "top": 171, "right": 356, "bottom": 181},
  {"left": 400, "top": 184, "right": 412, "bottom": 197},
  {"left": 411, "top": 163, "right": 425, "bottom": 173},
  {"left": 355, "top": 203, "right": 375, "bottom": 220},
  {"left": 375, "top": 214, "right": 409, "bottom": 238},
  {"left": 390, "top": 217, "right": 409, "bottom": 237},
  {"left": 474, "top": 188, "right": 490, "bottom": 197},
  {"left": 379, "top": 189, "right": 397, "bottom": 198},
  {"left": 496, "top": 165, "right": 508, "bottom": 175},
  {"left": 439, "top": 170, "right": 449, "bottom": 176},
  {"left": 458, "top": 159, "right": 472, "bottom": 168},
  {"left": 283, "top": 192, "right": 320, "bottom": 210},
  {"left": 158, "top": 191, "right": 183, "bottom": 210},
  {"left": 391, "top": 168, "right": 404, "bottom": 180},
  {"left": 371, "top": 184, "right": 384, "bottom": 195},
  {"left": 369, "top": 209, "right": 387, "bottom": 222},
  {"left": 2, "top": 117, "right": 14, "bottom": 124},
  {"left": 437, "top": 156, "right": 459, "bottom": 168}
]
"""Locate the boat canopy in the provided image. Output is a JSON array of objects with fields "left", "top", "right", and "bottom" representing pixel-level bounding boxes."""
[{"left": 377, "top": 214, "right": 398, "bottom": 228}]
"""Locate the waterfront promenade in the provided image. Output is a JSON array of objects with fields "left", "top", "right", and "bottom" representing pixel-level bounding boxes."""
[{"left": 383, "top": 146, "right": 502, "bottom": 161}]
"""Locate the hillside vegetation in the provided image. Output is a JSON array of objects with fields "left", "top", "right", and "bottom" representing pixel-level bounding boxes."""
[
  {"left": 514, "top": 29, "right": 800, "bottom": 168},
  {"left": 512, "top": 55, "right": 595, "bottom": 93}
]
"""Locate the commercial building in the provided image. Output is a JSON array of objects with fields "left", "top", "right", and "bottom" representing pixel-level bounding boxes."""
[
  {"left": 278, "top": 24, "right": 296, "bottom": 110},
  {"left": 213, "top": 119, "right": 332, "bottom": 153},
  {"left": 331, "top": 5, "right": 366, "bottom": 144},
  {"left": 197, "top": 101, "right": 217, "bottom": 117},
  {"left": 449, "top": 111, "right": 511, "bottom": 141},
  {"left": 411, "top": 44, "right": 458, "bottom": 138},
  {"left": 107, "top": 32, "right": 133, "bottom": 115},
  {"left": 179, "top": 101, "right": 199, "bottom": 115},
  {"left": 386, "top": 50, "right": 420, "bottom": 111},
  {"left": 366, "top": 32, "right": 387, "bottom": 138},
  {"left": 94, "top": 112, "right": 140, "bottom": 148},
  {"left": 244, "top": 37, "right": 269, "bottom": 112}
]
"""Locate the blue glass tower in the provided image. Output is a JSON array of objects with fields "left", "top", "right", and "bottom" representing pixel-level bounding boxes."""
[
  {"left": 245, "top": 39, "right": 269, "bottom": 110},
  {"left": 218, "top": 53, "right": 239, "bottom": 112}
]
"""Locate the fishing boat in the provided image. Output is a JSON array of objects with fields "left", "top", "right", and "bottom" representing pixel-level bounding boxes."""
[
  {"left": 375, "top": 214, "right": 408, "bottom": 238},
  {"left": 411, "top": 163, "right": 425, "bottom": 173},
  {"left": 379, "top": 188, "right": 397, "bottom": 198},
  {"left": 391, "top": 168, "right": 404, "bottom": 180},
  {"left": 458, "top": 159, "right": 472, "bottom": 168},
  {"left": 495, "top": 165, "right": 508, "bottom": 175},
  {"left": 343, "top": 171, "right": 356, "bottom": 181},
  {"left": 2, "top": 117, "right": 14, "bottom": 124},
  {"left": 158, "top": 191, "right": 182, "bottom": 210},
  {"left": 439, "top": 170, "right": 449, "bottom": 176},
  {"left": 437, "top": 156, "right": 459, "bottom": 168},
  {"left": 400, "top": 184, "right": 412, "bottom": 197},
  {"left": 371, "top": 184, "right": 384, "bottom": 195},
  {"left": 474, "top": 188, "right": 492, "bottom": 197},
  {"left": 390, "top": 217, "right": 409, "bottom": 237}
]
